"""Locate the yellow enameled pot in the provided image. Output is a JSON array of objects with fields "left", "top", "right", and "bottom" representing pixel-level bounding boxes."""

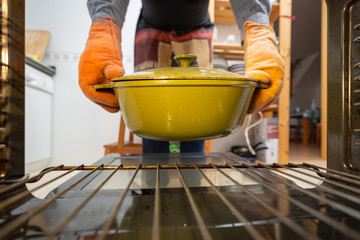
[{"left": 95, "top": 54, "right": 268, "bottom": 141}]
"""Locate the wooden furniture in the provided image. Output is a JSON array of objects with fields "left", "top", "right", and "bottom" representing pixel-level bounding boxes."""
[
  {"left": 290, "top": 112, "right": 321, "bottom": 148},
  {"left": 321, "top": 0, "right": 327, "bottom": 159},
  {"left": 204, "top": 140, "right": 212, "bottom": 153},
  {"left": 212, "top": 1, "right": 280, "bottom": 60},
  {"left": 262, "top": 104, "right": 278, "bottom": 119},
  {"left": 104, "top": 116, "right": 142, "bottom": 155},
  {"left": 278, "top": 0, "right": 292, "bottom": 164},
  {"left": 25, "top": 29, "right": 50, "bottom": 61},
  {"left": 209, "top": 0, "right": 292, "bottom": 164},
  {"left": 316, "top": 123, "right": 321, "bottom": 148},
  {"left": 297, "top": 116, "right": 309, "bottom": 147}
]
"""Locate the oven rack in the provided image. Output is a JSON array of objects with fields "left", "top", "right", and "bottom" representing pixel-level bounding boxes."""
[{"left": 1, "top": 162, "right": 360, "bottom": 240}]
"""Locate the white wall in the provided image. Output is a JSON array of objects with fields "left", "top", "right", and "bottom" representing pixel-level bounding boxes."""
[
  {"left": 290, "top": 0, "right": 322, "bottom": 111},
  {"left": 25, "top": 0, "right": 142, "bottom": 165}
]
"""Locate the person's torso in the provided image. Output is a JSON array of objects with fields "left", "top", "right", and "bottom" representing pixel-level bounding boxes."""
[{"left": 139, "top": 0, "right": 213, "bottom": 34}]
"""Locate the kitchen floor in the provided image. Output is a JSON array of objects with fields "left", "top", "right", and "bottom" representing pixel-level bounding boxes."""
[{"left": 288, "top": 141, "right": 326, "bottom": 167}]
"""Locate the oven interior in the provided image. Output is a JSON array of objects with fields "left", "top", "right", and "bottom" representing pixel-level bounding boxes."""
[
  {"left": 1, "top": 0, "right": 360, "bottom": 239},
  {"left": 1, "top": 153, "right": 360, "bottom": 240}
]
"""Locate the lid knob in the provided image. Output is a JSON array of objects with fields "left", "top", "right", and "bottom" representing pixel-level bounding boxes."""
[{"left": 174, "top": 54, "right": 197, "bottom": 67}]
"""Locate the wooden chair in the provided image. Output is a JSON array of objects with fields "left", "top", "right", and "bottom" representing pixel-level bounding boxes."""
[
  {"left": 262, "top": 104, "right": 278, "bottom": 118},
  {"left": 104, "top": 116, "right": 212, "bottom": 155},
  {"left": 316, "top": 123, "right": 321, "bottom": 148},
  {"left": 204, "top": 140, "right": 212, "bottom": 153},
  {"left": 103, "top": 116, "right": 142, "bottom": 155}
]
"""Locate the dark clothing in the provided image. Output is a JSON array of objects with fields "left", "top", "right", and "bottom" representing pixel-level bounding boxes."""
[
  {"left": 139, "top": 0, "right": 213, "bottom": 35},
  {"left": 87, "top": 0, "right": 272, "bottom": 39}
]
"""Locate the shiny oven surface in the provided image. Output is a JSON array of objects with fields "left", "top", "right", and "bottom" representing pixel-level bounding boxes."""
[
  {"left": 327, "top": 0, "right": 360, "bottom": 174},
  {"left": 1, "top": 153, "right": 360, "bottom": 239}
]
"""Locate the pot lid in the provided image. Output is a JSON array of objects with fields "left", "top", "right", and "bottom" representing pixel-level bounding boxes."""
[{"left": 111, "top": 54, "right": 254, "bottom": 82}]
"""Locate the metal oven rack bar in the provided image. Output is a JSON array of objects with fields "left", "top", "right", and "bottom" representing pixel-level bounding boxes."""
[{"left": 1, "top": 163, "right": 360, "bottom": 239}]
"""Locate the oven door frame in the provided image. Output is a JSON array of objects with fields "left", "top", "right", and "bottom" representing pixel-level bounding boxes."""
[{"left": 327, "top": 0, "right": 360, "bottom": 174}]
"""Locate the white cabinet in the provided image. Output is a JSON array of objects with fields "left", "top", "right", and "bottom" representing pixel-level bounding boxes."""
[{"left": 25, "top": 58, "right": 55, "bottom": 165}]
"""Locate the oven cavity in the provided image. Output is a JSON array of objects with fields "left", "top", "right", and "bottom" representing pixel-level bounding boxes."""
[{"left": 0, "top": 154, "right": 360, "bottom": 240}]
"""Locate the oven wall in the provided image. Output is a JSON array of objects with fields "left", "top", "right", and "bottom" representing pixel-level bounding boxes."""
[
  {"left": 327, "top": 0, "right": 360, "bottom": 174},
  {"left": 1, "top": 0, "right": 25, "bottom": 178}
]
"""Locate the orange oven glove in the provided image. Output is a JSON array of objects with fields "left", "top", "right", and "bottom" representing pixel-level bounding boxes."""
[
  {"left": 78, "top": 17, "right": 124, "bottom": 113},
  {"left": 243, "top": 21, "right": 285, "bottom": 114}
]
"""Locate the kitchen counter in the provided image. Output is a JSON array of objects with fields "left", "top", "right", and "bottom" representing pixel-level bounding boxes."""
[{"left": 25, "top": 56, "right": 56, "bottom": 76}]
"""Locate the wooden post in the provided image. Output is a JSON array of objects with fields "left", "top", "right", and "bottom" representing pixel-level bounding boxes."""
[
  {"left": 321, "top": 0, "right": 327, "bottom": 160},
  {"left": 302, "top": 117, "right": 309, "bottom": 147},
  {"left": 278, "top": 0, "right": 292, "bottom": 164}
]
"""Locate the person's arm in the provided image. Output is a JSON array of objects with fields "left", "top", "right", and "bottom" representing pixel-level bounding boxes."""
[
  {"left": 230, "top": 0, "right": 271, "bottom": 40},
  {"left": 87, "top": 0, "right": 129, "bottom": 28},
  {"left": 78, "top": 0, "right": 129, "bottom": 113},
  {"left": 230, "top": 0, "right": 284, "bottom": 114}
]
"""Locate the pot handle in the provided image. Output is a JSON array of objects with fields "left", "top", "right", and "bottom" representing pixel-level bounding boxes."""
[
  {"left": 174, "top": 54, "right": 197, "bottom": 67},
  {"left": 257, "top": 81, "right": 270, "bottom": 89},
  {"left": 94, "top": 84, "right": 113, "bottom": 90}
]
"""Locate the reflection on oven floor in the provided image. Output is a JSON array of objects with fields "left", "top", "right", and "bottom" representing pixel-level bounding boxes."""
[
  {"left": 27, "top": 165, "right": 324, "bottom": 199},
  {"left": 27, "top": 149, "right": 326, "bottom": 199},
  {"left": 2, "top": 153, "right": 359, "bottom": 240},
  {"left": 289, "top": 141, "right": 325, "bottom": 164}
]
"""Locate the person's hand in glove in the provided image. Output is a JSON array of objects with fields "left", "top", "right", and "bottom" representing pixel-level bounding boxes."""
[
  {"left": 78, "top": 17, "right": 124, "bottom": 113},
  {"left": 243, "top": 21, "right": 285, "bottom": 114}
]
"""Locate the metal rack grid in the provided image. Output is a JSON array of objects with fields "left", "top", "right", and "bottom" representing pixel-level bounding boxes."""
[{"left": 0, "top": 162, "right": 360, "bottom": 240}]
